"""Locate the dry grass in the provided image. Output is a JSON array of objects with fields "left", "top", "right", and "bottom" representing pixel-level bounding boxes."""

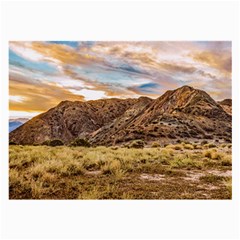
[
  {"left": 9, "top": 143, "right": 232, "bottom": 199},
  {"left": 183, "top": 143, "right": 194, "bottom": 150},
  {"left": 204, "top": 149, "right": 222, "bottom": 160}
]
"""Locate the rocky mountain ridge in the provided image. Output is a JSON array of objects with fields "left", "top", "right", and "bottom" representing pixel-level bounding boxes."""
[{"left": 9, "top": 86, "right": 232, "bottom": 145}]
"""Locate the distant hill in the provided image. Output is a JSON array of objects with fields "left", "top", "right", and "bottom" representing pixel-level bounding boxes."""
[
  {"left": 218, "top": 99, "right": 232, "bottom": 115},
  {"left": 9, "top": 118, "right": 29, "bottom": 132},
  {"left": 9, "top": 86, "right": 232, "bottom": 145}
]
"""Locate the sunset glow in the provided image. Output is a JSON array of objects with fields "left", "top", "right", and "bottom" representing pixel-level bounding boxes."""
[{"left": 9, "top": 41, "right": 231, "bottom": 118}]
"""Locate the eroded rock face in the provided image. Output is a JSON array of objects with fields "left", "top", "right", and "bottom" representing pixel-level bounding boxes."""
[{"left": 10, "top": 86, "right": 232, "bottom": 145}]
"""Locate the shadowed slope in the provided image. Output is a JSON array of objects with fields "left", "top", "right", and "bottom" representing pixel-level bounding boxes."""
[{"left": 10, "top": 86, "right": 232, "bottom": 145}]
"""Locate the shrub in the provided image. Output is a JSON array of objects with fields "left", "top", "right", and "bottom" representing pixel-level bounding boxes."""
[
  {"left": 168, "top": 133, "right": 176, "bottom": 139},
  {"left": 70, "top": 138, "right": 91, "bottom": 147},
  {"left": 225, "top": 138, "right": 231, "bottom": 143},
  {"left": 193, "top": 144, "right": 202, "bottom": 150},
  {"left": 166, "top": 144, "right": 182, "bottom": 150},
  {"left": 49, "top": 139, "right": 64, "bottom": 147},
  {"left": 204, "top": 149, "right": 222, "bottom": 160},
  {"left": 201, "top": 140, "right": 208, "bottom": 145},
  {"left": 110, "top": 146, "right": 119, "bottom": 150},
  {"left": 183, "top": 140, "right": 191, "bottom": 144},
  {"left": 207, "top": 143, "right": 217, "bottom": 148},
  {"left": 183, "top": 144, "right": 194, "bottom": 150},
  {"left": 161, "top": 148, "right": 174, "bottom": 157},
  {"left": 128, "top": 140, "right": 145, "bottom": 149},
  {"left": 60, "top": 163, "right": 85, "bottom": 177},
  {"left": 173, "top": 144, "right": 183, "bottom": 150},
  {"left": 41, "top": 140, "right": 50, "bottom": 146},
  {"left": 151, "top": 142, "right": 160, "bottom": 148},
  {"left": 221, "top": 159, "right": 232, "bottom": 166},
  {"left": 224, "top": 178, "right": 232, "bottom": 197},
  {"left": 9, "top": 141, "right": 17, "bottom": 145},
  {"left": 101, "top": 160, "right": 121, "bottom": 175},
  {"left": 42, "top": 139, "right": 64, "bottom": 147}
]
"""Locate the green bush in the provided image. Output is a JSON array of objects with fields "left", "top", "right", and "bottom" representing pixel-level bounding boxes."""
[
  {"left": 42, "top": 140, "right": 50, "bottom": 146},
  {"left": 128, "top": 140, "right": 145, "bottom": 149},
  {"left": 42, "top": 139, "right": 64, "bottom": 147},
  {"left": 70, "top": 138, "right": 91, "bottom": 147}
]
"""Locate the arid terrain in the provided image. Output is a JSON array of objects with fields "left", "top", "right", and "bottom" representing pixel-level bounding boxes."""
[
  {"left": 9, "top": 142, "right": 231, "bottom": 199},
  {"left": 9, "top": 86, "right": 232, "bottom": 199}
]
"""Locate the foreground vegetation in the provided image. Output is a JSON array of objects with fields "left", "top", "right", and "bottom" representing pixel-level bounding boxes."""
[{"left": 9, "top": 142, "right": 232, "bottom": 199}]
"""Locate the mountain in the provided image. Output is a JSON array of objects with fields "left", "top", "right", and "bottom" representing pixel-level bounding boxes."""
[
  {"left": 9, "top": 118, "right": 29, "bottom": 132},
  {"left": 218, "top": 99, "right": 232, "bottom": 115},
  {"left": 90, "top": 86, "right": 231, "bottom": 145},
  {"left": 9, "top": 98, "right": 138, "bottom": 145},
  {"left": 9, "top": 86, "right": 232, "bottom": 145}
]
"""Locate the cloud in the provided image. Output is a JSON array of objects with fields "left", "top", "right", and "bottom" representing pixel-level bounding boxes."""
[
  {"left": 31, "top": 41, "right": 102, "bottom": 66},
  {"left": 9, "top": 42, "right": 44, "bottom": 62},
  {"left": 190, "top": 50, "right": 231, "bottom": 76},
  {"left": 9, "top": 95, "right": 25, "bottom": 103},
  {"left": 159, "top": 62, "right": 197, "bottom": 74},
  {"left": 9, "top": 41, "right": 232, "bottom": 117},
  {"left": 9, "top": 49, "right": 57, "bottom": 75},
  {"left": 9, "top": 75, "right": 85, "bottom": 112},
  {"left": 197, "top": 70, "right": 217, "bottom": 80},
  {"left": 69, "top": 89, "right": 107, "bottom": 101}
]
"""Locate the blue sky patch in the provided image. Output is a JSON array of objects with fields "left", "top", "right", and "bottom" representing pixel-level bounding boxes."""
[{"left": 9, "top": 49, "right": 57, "bottom": 74}]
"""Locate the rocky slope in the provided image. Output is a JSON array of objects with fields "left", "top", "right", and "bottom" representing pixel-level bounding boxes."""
[
  {"left": 218, "top": 99, "right": 232, "bottom": 115},
  {"left": 90, "top": 86, "right": 231, "bottom": 145},
  {"left": 9, "top": 98, "right": 137, "bottom": 145},
  {"left": 10, "top": 86, "right": 232, "bottom": 145}
]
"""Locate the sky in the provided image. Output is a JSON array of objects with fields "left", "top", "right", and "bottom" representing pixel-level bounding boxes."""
[{"left": 9, "top": 41, "right": 231, "bottom": 119}]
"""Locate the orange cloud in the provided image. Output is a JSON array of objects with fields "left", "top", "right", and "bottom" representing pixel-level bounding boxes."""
[
  {"left": 191, "top": 50, "right": 231, "bottom": 76},
  {"left": 29, "top": 42, "right": 105, "bottom": 67},
  {"left": 9, "top": 76, "right": 85, "bottom": 112},
  {"left": 9, "top": 41, "right": 232, "bottom": 117},
  {"left": 159, "top": 62, "right": 196, "bottom": 74}
]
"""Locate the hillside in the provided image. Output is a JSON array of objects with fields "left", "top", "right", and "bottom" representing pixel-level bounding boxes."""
[
  {"left": 90, "top": 86, "right": 231, "bottom": 145},
  {"left": 9, "top": 98, "right": 137, "bottom": 145},
  {"left": 9, "top": 86, "right": 232, "bottom": 145}
]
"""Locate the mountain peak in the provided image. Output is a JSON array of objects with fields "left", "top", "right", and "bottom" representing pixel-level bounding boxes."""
[
  {"left": 9, "top": 86, "right": 231, "bottom": 146},
  {"left": 176, "top": 85, "right": 194, "bottom": 91}
]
